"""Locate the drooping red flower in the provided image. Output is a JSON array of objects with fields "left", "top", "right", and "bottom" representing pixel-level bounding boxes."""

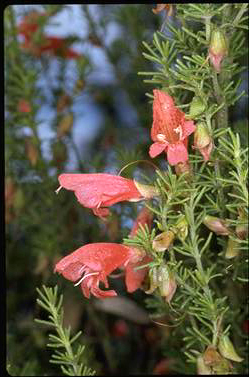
[
  {"left": 37, "top": 36, "right": 81, "bottom": 59},
  {"left": 21, "top": 35, "right": 80, "bottom": 59},
  {"left": 54, "top": 243, "right": 131, "bottom": 298},
  {"left": 149, "top": 90, "right": 196, "bottom": 165},
  {"left": 18, "top": 11, "right": 46, "bottom": 40},
  {"left": 56, "top": 173, "right": 156, "bottom": 218},
  {"left": 17, "top": 99, "right": 31, "bottom": 113},
  {"left": 18, "top": 13, "right": 80, "bottom": 60},
  {"left": 125, "top": 207, "right": 154, "bottom": 293}
]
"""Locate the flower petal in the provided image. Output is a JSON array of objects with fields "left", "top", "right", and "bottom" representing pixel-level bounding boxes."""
[
  {"left": 58, "top": 173, "right": 143, "bottom": 210},
  {"left": 182, "top": 120, "right": 196, "bottom": 139},
  {"left": 167, "top": 142, "right": 188, "bottom": 165},
  {"left": 125, "top": 255, "right": 152, "bottom": 293},
  {"left": 55, "top": 243, "right": 130, "bottom": 281},
  {"left": 149, "top": 142, "right": 167, "bottom": 158}
]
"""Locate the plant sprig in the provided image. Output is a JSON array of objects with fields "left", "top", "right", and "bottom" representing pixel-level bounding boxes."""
[{"left": 35, "top": 285, "right": 96, "bottom": 376}]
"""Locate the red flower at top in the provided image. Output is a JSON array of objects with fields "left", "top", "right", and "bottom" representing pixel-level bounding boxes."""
[
  {"left": 56, "top": 173, "right": 155, "bottom": 218},
  {"left": 18, "top": 11, "right": 46, "bottom": 40},
  {"left": 17, "top": 99, "right": 31, "bottom": 113},
  {"left": 35, "top": 36, "right": 81, "bottom": 59},
  {"left": 55, "top": 243, "right": 131, "bottom": 298},
  {"left": 125, "top": 207, "right": 154, "bottom": 293},
  {"left": 18, "top": 12, "right": 80, "bottom": 59},
  {"left": 149, "top": 90, "right": 196, "bottom": 166}
]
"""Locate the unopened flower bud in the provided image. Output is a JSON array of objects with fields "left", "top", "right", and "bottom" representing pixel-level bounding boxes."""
[
  {"left": 236, "top": 208, "right": 248, "bottom": 240},
  {"left": 197, "top": 355, "right": 212, "bottom": 375},
  {"left": 212, "top": 357, "right": 233, "bottom": 374},
  {"left": 203, "top": 345, "right": 222, "bottom": 366},
  {"left": 145, "top": 266, "right": 159, "bottom": 294},
  {"left": 203, "top": 215, "right": 229, "bottom": 235},
  {"left": 236, "top": 222, "right": 248, "bottom": 240},
  {"left": 208, "top": 28, "right": 228, "bottom": 73},
  {"left": 175, "top": 215, "right": 188, "bottom": 241},
  {"left": 218, "top": 334, "right": 243, "bottom": 362},
  {"left": 175, "top": 160, "right": 192, "bottom": 178},
  {"left": 225, "top": 238, "right": 240, "bottom": 259},
  {"left": 157, "top": 265, "right": 177, "bottom": 303},
  {"left": 152, "top": 230, "right": 175, "bottom": 251},
  {"left": 57, "top": 112, "right": 74, "bottom": 138},
  {"left": 133, "top": 180, "right": 159, "bottom": 199},
  {"left": 189, "top": 96, "right": 206, "bottom": 119},
  {"left": 25, "top": 138, "right": 39, "bottom": 166},
  {"left": 193, "top": 122, "right": 213, "bottom": 161}
]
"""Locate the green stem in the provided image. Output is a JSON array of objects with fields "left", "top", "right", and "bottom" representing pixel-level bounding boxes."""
[
  {"left": 50, "top": 303, "right": 81, "bottom": 375},
  {"left": 212, "top": 72, "right": 228, "bottom": 129},
  {"left": 187, "top": 200, "right": 220, "bottom": 346},
  {"left": 205, "top": 16, "right": 211, "bottom": 42}
]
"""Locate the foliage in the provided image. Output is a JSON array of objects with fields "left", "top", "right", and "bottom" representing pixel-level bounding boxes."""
[{"left": 5, "top": 4, "right": 248, "bottom": 376}]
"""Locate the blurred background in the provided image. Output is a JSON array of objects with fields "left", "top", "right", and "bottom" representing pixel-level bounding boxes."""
[{"left": 5, "top": 4, "right": 248, "bottom": 375}]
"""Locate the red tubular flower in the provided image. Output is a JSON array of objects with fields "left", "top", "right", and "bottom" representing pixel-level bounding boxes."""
[
  {"left": 37, "top": 36, "right": 80, "bottom": 59},
  {"left": 18, "top": 11, "right": 46, "bottom": 40},
  {"left": 18, "top": 13, "right": 80, "bottom": 60},
  {"left": 125, "top": 207, "right": 154, "bottom": 293},
  {"left": 56, "top": 173, "right": 153, "bottom": 218},
  {"left": 17, "top": 99, "right": 31, "bottom": 113},
  {"left": 149, "top": 90, "right": 196, "bottom": 165},
  {"left": 54, "top": 243, "right": 131, "bottom": 298}
]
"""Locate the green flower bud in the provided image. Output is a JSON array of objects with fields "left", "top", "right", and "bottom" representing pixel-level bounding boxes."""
[
  {"left": 218, "top": 334, "right": 243, "bottom": 362},
  {"left": 193, "top": 122, "right": 213, "bottom": 161},
  {"left": 174, "top": 215, "right": 188, "bottom": 241},
  {"left": 145, "top": 266, "right": 158, "bottom": 294},
  {"left": 189, "top": 96, "right": 206, "bottom": 119},
  {"left": 236, "top": 222, "right": 248, "bottom": 240},
  {"left": 196, "top": 356, "right": 212, "bottom": 375},
  {"left": 225, "top": 238, "right": 240, "bottom": 259},
  {"left": 146, "top": 264, "right": 177, "bottom": 303},
  {"left": 212, "top": 357, "right": 232, "bottom": 374},
  {"left": 209, "top": 28, "right": 228, "bottom": 73},
  {"left": 152, "top": 230, "right": 175, "bottom": 251},
  {"left": 157, "top": 265, "right": 177, "bottom": 303},
  {"left": 203, "top": 215, "right": 229, "bottom": 235},
  {"left": 203, "top": 345, "right": 223, "bottom": 366},
  {"left": 236, "top": 208, "right": 248, "bottom": 240}
]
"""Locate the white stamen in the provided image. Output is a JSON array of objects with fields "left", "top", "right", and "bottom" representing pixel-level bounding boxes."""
[
  {"left": 157, "top": 133, "right": 167, "bottom": 142},
  {"left": 74, "top": 272, "right": 99, "bottom": 287},
  {"left": 173, "top": 126, "right": 183, "bottom": 139},
  {"left": 97, "top": 201, "right": 102, "bottom": 209},
  {"left": 55, "top": 186, "right": 62, "bottom": 194}
]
